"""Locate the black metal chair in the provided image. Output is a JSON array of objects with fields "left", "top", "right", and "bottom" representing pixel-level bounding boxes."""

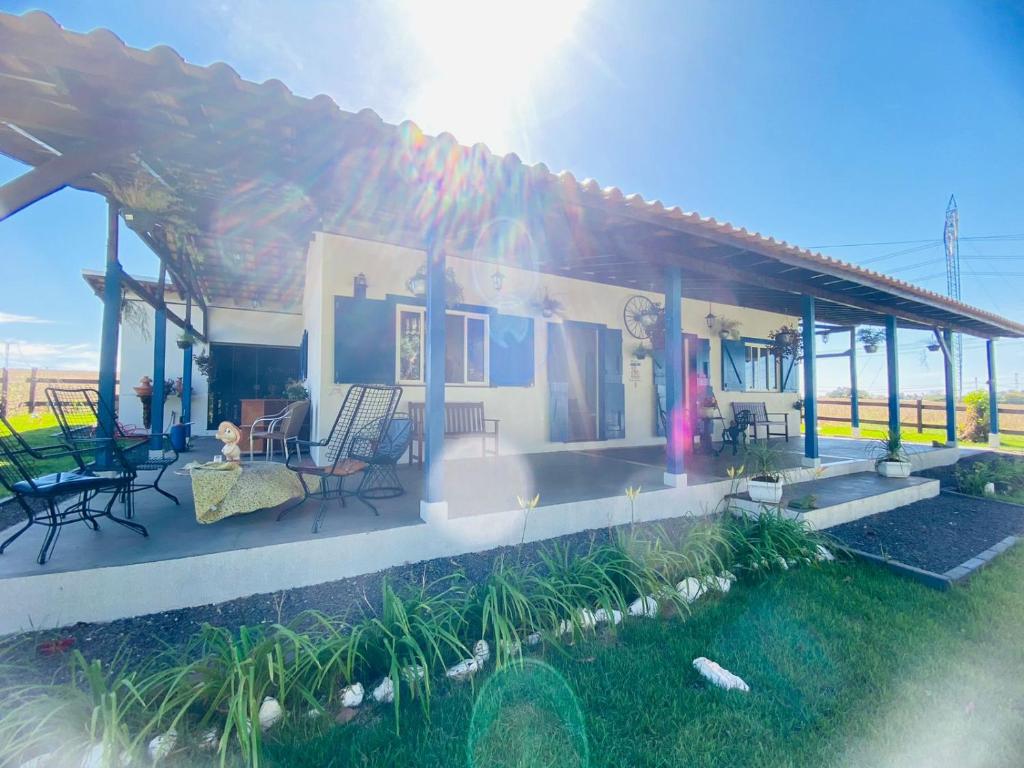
[
  {"left": 358, "top": 414, "right": 413, "bottom": 500},
  {"left": 0, "top": 414, "right": 148, "bottom": 564},
  {"left": 280, "top": 384, "right": 403, "bottom": 532},
  {"left": 717, "top": 409, "right": 753, "bottom": 457},
  {"left": 46, "top": 388, "right": 180, "bottom": 516}
]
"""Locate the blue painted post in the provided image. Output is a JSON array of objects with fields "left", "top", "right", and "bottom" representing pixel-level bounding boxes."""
[
  {"left": 663, "top": 266, "right": 685, "bottom": 485},
  {"left": 802, "top": 296, "right": 819, "bottom": 465},
  {"left": 885, "top": 316, "right": 900, "bottom": 438},
  {"left": 943, "top": 329, "right": 956, "bottom": 445},
  {"left": 181, "top": 295, "right": 193, "bottom": 443},
  {"left": 150, "top": 262, "right": 167, "bottom": 444},
  {"left": 849, "top": 328, "right": 860, "bottom": 437},
  {"left": 97, "top": 199, "right": 121, "bottom": 460},
  {"left": 421, "top": 242, "right": 447, "bottom": 519},
  {"left": 987, "top": 339, "right": 999, "bottom": 447}
]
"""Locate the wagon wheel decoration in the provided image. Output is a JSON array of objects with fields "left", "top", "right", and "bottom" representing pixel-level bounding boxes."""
[{"left": 623, "top": 295, "right": 664, "bottom": 340}]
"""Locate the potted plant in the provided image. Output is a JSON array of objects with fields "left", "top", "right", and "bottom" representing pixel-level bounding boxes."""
[
  {"left": 176, "top": 331, "right": 197, "bottom": 350},
  {"left": 132, "top": 375, "right": 153, "bottom": 398},
  {"left": 194, "top": 348, "right": 213, "bottom": 379},
  {"left": 718, "top": 317, "right": 741, "bottom": 340},
  {"left": 632, "top": 343, "right": 650, "bottom": 361},
  {"left": 532, "top": 290, "right": 565, "bottom": 319},
  {"left": 768, "top": 324, "right": 803, "bottom": 360},
  {"left": 699, "top": 394, "right": 718, "bottom": 419},
  {"left": 857, "top": 328, "right": 885, "bottom": 354},
  {"left": 872, "top": 430, "right": 912, "bottom": 478},
  {"left": 745, "top": 440, "right": 786, "bottom": 503},
  {"left": 285, "top": 378, "right": 310, "bottom": 401}
]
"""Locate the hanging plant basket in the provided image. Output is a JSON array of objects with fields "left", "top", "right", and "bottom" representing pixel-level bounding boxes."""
[
  {"left": 768, "top": 324, "right": 802, "bottom": 360},
  {"left": 857, "top": 328, "right": 885, "bottom": 354}
]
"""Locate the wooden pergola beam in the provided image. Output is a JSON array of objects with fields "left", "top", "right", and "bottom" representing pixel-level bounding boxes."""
[
  {"left": 119, "top": 270, "right": 208, "bottom": 343},
  {"left": 0, "top": 142, "right": 126, "bottom": 222}
]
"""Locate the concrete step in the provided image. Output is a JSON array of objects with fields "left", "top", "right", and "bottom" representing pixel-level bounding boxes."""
[{"left": 729, "top": 471, "right": 940, "bottom": 529}]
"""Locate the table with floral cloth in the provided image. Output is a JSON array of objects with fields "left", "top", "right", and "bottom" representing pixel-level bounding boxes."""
[{"left": 187, "top": 461, "right": 305, "bottom": 524}]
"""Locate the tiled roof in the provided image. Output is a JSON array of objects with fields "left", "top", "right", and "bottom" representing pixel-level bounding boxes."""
[{"left": 2, "top": 11, "right": 1022, "bottom": 337}]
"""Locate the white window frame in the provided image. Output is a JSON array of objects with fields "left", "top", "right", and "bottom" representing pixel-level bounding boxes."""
[
  {"left": 394, "top": 304, "right": 490, "bottom": 386},
  {"left": 744, "top": 342, "right": 782, "bottom": 393}
]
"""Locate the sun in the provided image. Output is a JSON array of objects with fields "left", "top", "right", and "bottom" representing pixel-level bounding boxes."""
[{"left": 402, "top": 0, "right": 588, "bottom": 151}]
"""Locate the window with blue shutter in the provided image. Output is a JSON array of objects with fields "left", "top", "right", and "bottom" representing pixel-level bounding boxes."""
[
  {"left": 721, "top": 338, "right": 746, "bottom": 392},
  {"left": 600, "top": 328, "right": 625, "bottom": 439},
  {"left": 334, "top": 297, "right": 395, "bottom": 384},
  {"left": 490, "top": 313, "right": 534, "bottom": 386}
]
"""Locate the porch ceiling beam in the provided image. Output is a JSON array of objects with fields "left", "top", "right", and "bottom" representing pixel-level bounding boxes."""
[
  {"left": 658, "top": 248, "right": 982, "bottom": 335},
  {"left": 131, "top": 223, "right": 209, "bottom": 314},
  {"left": 0, "top": 141, "right": 127, "bottom": 222},
  {"left": 933, "top": 327, "right": 953, "bottom": 363}
]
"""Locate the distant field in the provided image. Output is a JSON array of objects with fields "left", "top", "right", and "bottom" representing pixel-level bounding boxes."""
[
  {"left": 817, "top": 397, "right": 1024, "bottom": 440},
  {"left": 1, "top": 368, "right": 111, "bottom": 416}
]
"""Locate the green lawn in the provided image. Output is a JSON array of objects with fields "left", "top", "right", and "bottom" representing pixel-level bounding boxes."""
[
  {"left": 260, "top": 549, "right": 1024, "bottom": 768},
  {"left": 814, "top": 422, "right": 1024, "bottom": 453},
  {"left": 1, "top": 413, "right": 78, "bottom": 476}
]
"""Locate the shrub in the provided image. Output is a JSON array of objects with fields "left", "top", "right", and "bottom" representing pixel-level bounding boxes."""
[{"left": 724, "top": 508, "right": 829, "bottom": 575}]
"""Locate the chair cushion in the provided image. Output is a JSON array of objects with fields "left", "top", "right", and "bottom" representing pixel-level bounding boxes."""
[
  {"left": 292, "top": 458, "right": 368, "bottom": 477},
  {"left": 13, "top": 470, "right": 115, "bottom": 497}
]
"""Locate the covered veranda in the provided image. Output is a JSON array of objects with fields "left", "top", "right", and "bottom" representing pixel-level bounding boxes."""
[{"left": 0, "top": 12, "right": 1020, "bottom": 632}]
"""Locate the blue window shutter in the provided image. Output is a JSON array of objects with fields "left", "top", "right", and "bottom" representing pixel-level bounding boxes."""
[
  {"left": 334, "top": 297, "right": 395, "bottom": 384},
  {"left": 781, "top": 351, "right": 800, "bottom": 392},
  {"left": 651, "top": 348, "right": 667, "bottom": 436},
  {"left": 721, "top": 339, "right": 746, "bottom": 392},
  {"left": 547, "top": 323, "right": 569, "bottom": 442},
  {"left": 696, "top": 338, "right": 711, "bottom": 381},
  {"left": 600, "top": 328, "right": 625, "bottom": 439},
  {"left": 490, "top": 313, "right": 534, "bottom": 386}
]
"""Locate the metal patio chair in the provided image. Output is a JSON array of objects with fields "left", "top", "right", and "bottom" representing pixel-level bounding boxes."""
[
  {"left": 46, "top": 387, "right": 180, "bottom": 515},
  {"left": 279, "top": 384, "right": 402, "bottom": 532},
  {"left": 0, "top": 414, "right": 148, "bottom": 565},
  {"left": 248, "top": 399, "right": 310, "bottom": 462},
  {"left": 358, "top": 414, "right": 413, "bottom": 500},
  {"left": 717, "top": 409, "right": 753, "bottom": 457}
]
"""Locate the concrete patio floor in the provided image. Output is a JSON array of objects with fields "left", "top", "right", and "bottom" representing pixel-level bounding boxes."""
[{"left": 0, "top": 435, "right": 942, "bottom": 579}]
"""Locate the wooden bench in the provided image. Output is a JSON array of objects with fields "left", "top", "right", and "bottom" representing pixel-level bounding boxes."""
[
  {"left": 407, "top": 402, "right": 500, "bottom": 463},
  {"left": 730, "top": 401, "right": 789, "bottom": 441}
]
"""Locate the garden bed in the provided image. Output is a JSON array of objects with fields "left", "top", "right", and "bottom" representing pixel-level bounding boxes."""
[
  {"left": 0, "top": 517, "right": 700, "bottom": 686},
  {"left": 827, "top": 490, "right": 1024, "bottom": 574}
]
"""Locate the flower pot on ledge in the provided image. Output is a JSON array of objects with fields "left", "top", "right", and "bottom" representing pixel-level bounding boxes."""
[
  {"left": 876, "top": 459, "right": 911, "bottom": 478},
  {"left": 748, "top": 477, "right": 784, "bottom": 504}
]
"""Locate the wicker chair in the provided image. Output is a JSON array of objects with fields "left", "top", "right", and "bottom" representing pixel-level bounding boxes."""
[
  {"left": 0, "top": 414, "right": 147, "bottom": 564},
  {"left": 46, "top": 387, "right": 180, "bottom": 515},
  {"left": 280, "top": 384, "right": 402, "bottom": 532},
  {"left": 248, "top": 399, "right": 310, "bottom": 462}
]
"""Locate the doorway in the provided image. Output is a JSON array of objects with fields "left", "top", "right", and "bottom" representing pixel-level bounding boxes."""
[
  {"left": 549, "top": 321, "right": 605, "bottom": 443},
  {"left": 206, "top": 343, "right": 301, "bottom": 429}
]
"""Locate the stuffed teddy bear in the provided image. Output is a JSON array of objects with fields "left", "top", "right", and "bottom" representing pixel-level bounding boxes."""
[{"left": 215, "top": 421, "right": 243, "bottom": 463}]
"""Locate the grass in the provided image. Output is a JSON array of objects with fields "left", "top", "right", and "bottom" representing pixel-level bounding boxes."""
[
  {"left": 1, "top": 413, "right": 77, "bottom": 476},
  {"left": 813, "top": 422, "right": 1024, "bottom": 453},
  {"left": 256, "top": 548, "right": 1024, "bottom": 768}
]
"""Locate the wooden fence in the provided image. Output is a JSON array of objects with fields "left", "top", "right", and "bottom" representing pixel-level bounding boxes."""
[
  {"left": 817, "top": 398, "right": 1024, "bottom": 436},
  {"left": 0, "top": 368, "right": 118, "bottom": 417}
]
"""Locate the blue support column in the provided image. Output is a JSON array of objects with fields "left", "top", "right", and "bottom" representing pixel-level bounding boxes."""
[
  {"left": 849, "top": 328, "right": 860, "bottom": 437},
  {"left": 420, "top": 242, "right": 448, "bottom": 520},
  {"left": 802, "top": 296, "right": 819, "bottom": 465},
  {"left": 885, "top": 316, "right": 900, "bottom": 438},
  {"left": 181, "top": 295, "right": 193, "bottom": 446},
  {"left": 943, "top": 329, "right": 957, "bottom": 445},
  {"left": 987, "top": 338, "right": 999, "bottom": 447},
  {"left": 663, "top": 266, "right": 685, "bottom": 486},
  {"left": 150, "top": 262, "right": 167, "bottom": 443},
  {"left": 97, "top": 199, "right": 121, "bottom": 457}
]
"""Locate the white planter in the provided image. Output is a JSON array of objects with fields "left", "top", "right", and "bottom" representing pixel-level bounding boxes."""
[
  {"left": 876, "top": 460, "right": 912, "bottom": 478},
  {"left": 748, "top": 478, "right": 784, "bottom": 504}
]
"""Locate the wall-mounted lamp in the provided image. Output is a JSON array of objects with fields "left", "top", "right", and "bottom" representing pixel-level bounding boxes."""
[
  {"left": 406, "top": 268, "right": 427, "bottom": 297},
  {"left": 353, "top": 272, "right": 368, "bottom": 299},
  {"left": 491, "top": 266, "right": 505, "bottom": 292},
  {"left": 705, "top": 303, "right": 716, "bottom": 330}
]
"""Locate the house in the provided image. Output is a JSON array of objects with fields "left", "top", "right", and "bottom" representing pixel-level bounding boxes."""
[{"left": 1, "top": 11, "right": 1022, "bottom": 631}]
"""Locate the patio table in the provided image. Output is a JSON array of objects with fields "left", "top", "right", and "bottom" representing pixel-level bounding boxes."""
[{"left": 188, "top": 461, "right": 305, "bottom": 524}]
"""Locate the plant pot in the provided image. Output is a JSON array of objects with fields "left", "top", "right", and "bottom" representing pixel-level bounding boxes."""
[
  {"left": 748, "top": 478, "right": 784, "bottom": 504},
  {"left": 133, "top": 385, "right": 152, "bottom": 397},
  {"left": 876, "top": 459, "right": 911, "bottom": 478},
  {"left": 176, "top": 339, "right": 193, "bottom": 350},
  {"left": 864, "top": 344, "right": 878, "bottom": 354},
  {"left": 718, "top": 330, "right": 729, "bottom": 339},
  {"left": 700, "top": 407, "right": 716, "bottom": 419},
  {"left": 778, "top": 332, "right": 794, "bottom": 345}
]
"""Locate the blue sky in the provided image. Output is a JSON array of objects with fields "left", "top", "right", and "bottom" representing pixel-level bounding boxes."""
[{"left": 1, "top": 0, "right": 1022, "bottom": 394}]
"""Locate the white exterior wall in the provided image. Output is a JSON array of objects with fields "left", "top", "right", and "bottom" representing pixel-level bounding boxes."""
[
  {"left": 303, "top": 231, "right": 802, "bottom": 456},
  {"left": 118, "top": 299, "right": 303, "bottom": 434}
]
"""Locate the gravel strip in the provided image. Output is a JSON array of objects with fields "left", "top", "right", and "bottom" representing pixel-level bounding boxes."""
[{"left": 828, "top": 490, "right": 1024, "bottom": 574}]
